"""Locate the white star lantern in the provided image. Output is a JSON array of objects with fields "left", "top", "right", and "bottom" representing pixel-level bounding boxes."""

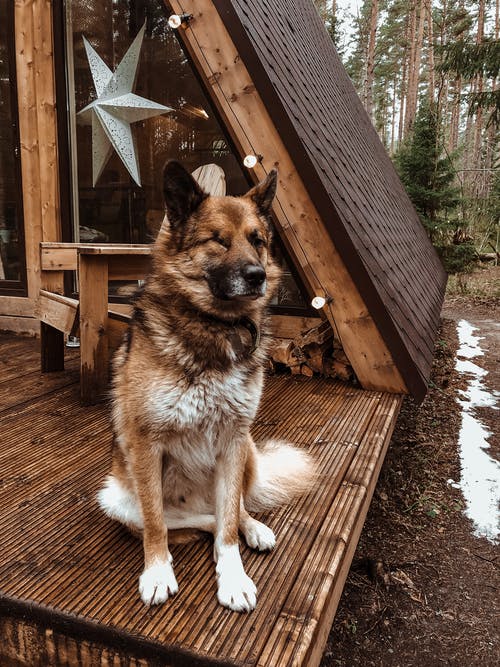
[{"left": 77, "top": 22, "right": 172, "bottom": 186}]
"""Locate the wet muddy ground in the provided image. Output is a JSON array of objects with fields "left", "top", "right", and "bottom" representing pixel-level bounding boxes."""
[{"left": 322, "top": 273, "right": 499, "bottom": 667}]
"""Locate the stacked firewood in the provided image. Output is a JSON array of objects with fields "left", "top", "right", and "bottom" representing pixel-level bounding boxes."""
[{"left": 270, "top": 321, "right": 356, "bottom": 382}]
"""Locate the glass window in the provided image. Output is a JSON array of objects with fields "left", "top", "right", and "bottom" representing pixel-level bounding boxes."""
[
  {"left": 63, "top": 0, "right": 308, "bottom": 310},
  {"left": 66, "top": 0, "right": 249, "bottom": 244},
  {"left": 0, "top": 1, "right": 25, "bottom": 292}
]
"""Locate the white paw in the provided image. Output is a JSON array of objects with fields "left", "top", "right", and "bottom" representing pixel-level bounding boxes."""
[
  {"left": 139, "top": 557, "right": 178, "bottom": 605},
  {"left": 217, "top": 569, "right": 257, "bottom": 612},
  {"left": 215, "top": 543, "right": 257, "bottom": 612},
  {"left": 243, "top": 519, "right": 276, "bottom": 551}
]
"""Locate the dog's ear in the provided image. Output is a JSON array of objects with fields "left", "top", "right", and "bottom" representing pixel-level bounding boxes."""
[
  {"left": 163, "top": 161, "right": 207, "bottom": 228},
  {"left": 246, "top": 170, "right": 278, "bottom": 216}
]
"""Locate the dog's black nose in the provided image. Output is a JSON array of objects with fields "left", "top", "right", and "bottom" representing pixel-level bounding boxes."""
[{"left": 242, "top": 264, "right": 266, "bottom": 287}]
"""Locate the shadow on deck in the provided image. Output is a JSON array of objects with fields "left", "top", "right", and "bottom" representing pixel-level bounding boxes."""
[{"left": 0, "top": 333, "right": 402, "bottom": 667}]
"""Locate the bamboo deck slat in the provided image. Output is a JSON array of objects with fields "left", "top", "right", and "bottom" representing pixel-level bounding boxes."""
[{"left": 0, "top": 333, "right": 402, "bottom": 667}]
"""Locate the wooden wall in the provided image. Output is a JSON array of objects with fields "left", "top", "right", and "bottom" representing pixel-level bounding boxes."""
[{"left": 0, "top": 0, "right": 61, "bottom": 335}]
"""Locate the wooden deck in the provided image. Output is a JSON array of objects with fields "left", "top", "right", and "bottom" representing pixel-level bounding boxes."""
[{"left": 0, "top": 333, "right": 402, "bottom": 667}]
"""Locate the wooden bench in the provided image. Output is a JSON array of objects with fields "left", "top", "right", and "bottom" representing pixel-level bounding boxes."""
[{"left": 40, "top": 242, "right": 151, "bottom": 403}]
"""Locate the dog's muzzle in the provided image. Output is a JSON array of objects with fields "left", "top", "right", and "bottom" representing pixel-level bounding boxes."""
[{"left": 207, "top": 263, "right": 267, "bottom": 300}]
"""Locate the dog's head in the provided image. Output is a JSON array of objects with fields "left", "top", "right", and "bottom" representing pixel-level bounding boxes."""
[{"left": 154, "top": 161, "right": 281, "bottom": 318}]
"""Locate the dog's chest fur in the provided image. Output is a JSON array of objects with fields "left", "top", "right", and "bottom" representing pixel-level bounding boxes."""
[{"left": 147, "top": 364, "right": 262, "bottom": 432}]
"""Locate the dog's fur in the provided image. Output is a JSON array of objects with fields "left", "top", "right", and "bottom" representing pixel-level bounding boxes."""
[{"left": 97, "top": 161, "right": 315, "bottom": 612}]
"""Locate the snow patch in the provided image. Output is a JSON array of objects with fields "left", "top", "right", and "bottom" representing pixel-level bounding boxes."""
[{"left": 455, "top": 320, "right": 500, "bottom": 544}]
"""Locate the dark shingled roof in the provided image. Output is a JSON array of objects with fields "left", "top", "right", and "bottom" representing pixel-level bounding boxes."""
[{"left": 213, "top": 0, "right": 447, "bottom": 401}]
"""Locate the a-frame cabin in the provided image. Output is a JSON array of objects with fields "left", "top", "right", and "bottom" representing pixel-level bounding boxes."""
[{"left": 0, "top": 1, "right": 446, "bottom": 665}]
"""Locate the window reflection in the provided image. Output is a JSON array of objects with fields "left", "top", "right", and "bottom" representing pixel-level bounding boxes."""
[{"left": 69, "top": 0, "right": 248, "bottom": 244}]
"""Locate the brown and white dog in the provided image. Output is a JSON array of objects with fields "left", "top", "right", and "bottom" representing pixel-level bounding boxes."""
[{"left": 97, "top": 161, "right": 315, "bottom": 612}]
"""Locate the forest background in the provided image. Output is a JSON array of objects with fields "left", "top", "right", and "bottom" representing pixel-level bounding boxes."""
[{"left": 313, "top": 0, "right": 499, "bottom": 278}]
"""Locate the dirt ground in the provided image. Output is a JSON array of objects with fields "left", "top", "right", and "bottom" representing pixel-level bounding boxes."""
[{"left": 322, "top": 265, "right": 500, "bottom": 667}]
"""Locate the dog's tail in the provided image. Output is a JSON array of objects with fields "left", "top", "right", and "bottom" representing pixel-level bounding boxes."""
[{"left": 244, "top": 439, "right": 316, "bottom": 513}]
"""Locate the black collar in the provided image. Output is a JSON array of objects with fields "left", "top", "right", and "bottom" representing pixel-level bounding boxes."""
[{"left": 237, "top": 316, "right": 261, "bottom": 354}]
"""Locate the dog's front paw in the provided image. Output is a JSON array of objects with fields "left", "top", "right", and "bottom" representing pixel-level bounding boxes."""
[
  {"left": 217, "top": 570, "right": 257, "bottom": 612},
  {"left": 242, "top": 518, "right": 276, "bottom": 551},
  {"left": 215, "top": 543, "right": 257, "bottom": 612},
  {"left": 139, "top": 558, "right": 178, "bottom": 605}
]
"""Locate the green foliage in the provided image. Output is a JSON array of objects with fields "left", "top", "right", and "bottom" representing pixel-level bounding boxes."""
[
  {"left": 487, "top": 169, "right": 500, "bottom": 223},
  {"left": 395, "top": 101, "right": 478, "bottom": 274},
  {"left": 312, "top": 0, "right": 347, "bottom": 57},
  {"left": 438, "top": 39, "right": 500, "bottom": 126},
  {"left": 438, "top": 39, "right": 500, "bottom": 80},
  {"left": 434, "top": 241, "right": 477, "bottom": 274},
  {"left": 396, "top": 102, "right": 460, "bottom": 241}
]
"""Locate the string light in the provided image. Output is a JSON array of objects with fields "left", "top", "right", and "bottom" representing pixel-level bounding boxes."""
[
  {"left": 311, "top": 294, "right": 333, "bottom": 309},
  {"left": 243, "top": 154, "right": 262, "bottom": 168},
  {"left": 168, "top": 13, "right": 192, "bottom": 29}
]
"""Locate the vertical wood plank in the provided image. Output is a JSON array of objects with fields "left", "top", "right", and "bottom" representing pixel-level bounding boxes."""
[
  {"left": 32, "top": 0, "right": 62, "bottom": 251},
  {"left": 15, "top": 0, "right": 42, "bottom": 302},
  {"left": 33, "top": 0, "right": 63, "bottom": 296},
  {"left": 79, "top": 254, "right": 109, "bottom": 404}
]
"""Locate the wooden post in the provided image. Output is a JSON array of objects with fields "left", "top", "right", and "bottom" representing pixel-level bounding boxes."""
[
  {"left": 79, "top": 254, "right": 109, "bottom": 404},
  {"left": 40, "top": 322, "right": 64, "bottom": 371},
  {"left": 15, "top": 0, "right": 64, "bottom": 347}
]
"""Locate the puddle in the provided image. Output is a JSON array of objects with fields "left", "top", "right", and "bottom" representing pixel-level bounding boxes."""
[{"left": 454, "top": 319, "right": 500, "bottom": 544}]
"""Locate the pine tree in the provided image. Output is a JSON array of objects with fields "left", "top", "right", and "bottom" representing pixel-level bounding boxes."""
[
  {"left": 439, "top": 38, "right": 500, "bottom": 125},
  {"left": 313, "top": 1, "right": 347, "bottom": 56},
  {"left": 396, "top": 101, "right": 459, "bottom": 239}
]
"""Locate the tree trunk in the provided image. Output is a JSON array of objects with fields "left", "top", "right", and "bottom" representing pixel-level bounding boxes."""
[
  {"left": 364, "top": 0, "right": 379, "bottom": 120},
  {"left": 484, "top": 0, "right": 499, "bottom": 175},
  {"left": 398, "top": 10, "right": 410, "bottom": 144},
  {"left": 448, "top": 76, "right": 462, "bottom": 153},
  {"left": 471, "top": 0, "right": 486, "bottom": 198},
  {"left": 390, "top": 76, "right": 397, "bottom": 155},
  {"left": 426, "top": 0, "right": 435, "bottom": 104},
  {"left": 404, "top": 0, "right": 425, "bottom": 135}
]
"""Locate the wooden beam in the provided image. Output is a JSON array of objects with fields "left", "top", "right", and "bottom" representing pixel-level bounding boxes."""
[
  {"left": 14, "top": 0, "right": 62, "bottom": 324},
  {"left": 0, "top": 296, "right": 35, "bottom": 318},
  {"left": 167, "top": 0, "right": 407, "bottom": 395},
  {"left": 40, "top": 244, "right": 152, "bottom": 275},
  {"left": 15, "top": 0, "right": 42, "bottom": 302},
  {"left": 33, "top": 0, "right": 61, "bottom": 248},
  {"left": 38, "top": 290, "right": 78, "bottom": 333},
  {"left": 0, "top": 316, "right": 39, "bottom": 336},
  {"left": 40, "top": 245, "right": 78, "bottom": 271}
]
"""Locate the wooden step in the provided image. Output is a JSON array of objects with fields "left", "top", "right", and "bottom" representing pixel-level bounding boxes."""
[{"left": 0, "top": 333, "right": 402, "bottom": 667}]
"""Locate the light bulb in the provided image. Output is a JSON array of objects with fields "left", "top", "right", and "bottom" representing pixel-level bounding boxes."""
[
  {"left": 243, "top": 154, "right": 258, "bottom": 168},
  {"left": 311, "top": 295, "right": 326, "bottom": 309},
  {"left": 168, "top": 14, "right": 182, "bottom": 29}
]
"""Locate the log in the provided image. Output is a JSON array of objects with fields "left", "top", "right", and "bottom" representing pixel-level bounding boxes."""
[
  {"left": 300, "top": 364, "right": 314, "bottom": 377},
  {"left": 293, "top": 320, "right": 333, "bottom": 348},
  {"left": 271, "top": 339, "right": 294, "bottom": 366}
]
